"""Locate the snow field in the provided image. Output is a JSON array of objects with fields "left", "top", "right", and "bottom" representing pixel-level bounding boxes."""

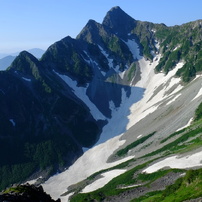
[
  {"left": 98, "top": 45, "right": 113, "bottom": 69},
  {"left": 81, "top": 169, "right": 126, "bottom": 193},
  {"left": 166, "top": 94, "right": 181, "bottom": 106},
  {"left": 176, "top": 117, "right": 193, "bottom": 132},
  {"left": 96, "top": 85, "right": 144, "bottom": 144},
  {"left": 120, "top": 184, "right": 142, "bottom": 189},
  {"left": 137, "top": 134, "right": 143, "bottom": 139},
  {"left": 192, "top": 83, "right": 202, "bottom": 101},
  {"left": 54, "top": 71, "right": 106, "bottom": 121},
  {"left": 43, "top": 38, "right": 187, "bottom": 201},
  {"left": 26, "top": 176, "right": 42, "bottom": 185},
  {"left": 143, "top": 150, "right": 202, "bottom": 173},
  {"left": 123, "top": 39, "right": 141, "bottom": 60},
  {"left": 83, "top": 50, "right": 107, "bottom": 76},
  {"left": 127, "top": 60, "right": 184, "bottom": 130},
  {"left": 42, "top": 134, "right": 134, "bottom": 201}
]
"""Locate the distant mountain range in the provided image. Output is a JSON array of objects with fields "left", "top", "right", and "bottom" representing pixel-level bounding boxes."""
[
  {"left": 1, "top": 6, "right": 202, "bottom": 202},
  {"left": 0, "top": 48, "right": 45, "bottom": 70}
]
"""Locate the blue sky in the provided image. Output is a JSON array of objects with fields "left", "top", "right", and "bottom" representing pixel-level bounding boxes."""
[{"left": 1, "top": 0, "right": 202, "bottom": 54}]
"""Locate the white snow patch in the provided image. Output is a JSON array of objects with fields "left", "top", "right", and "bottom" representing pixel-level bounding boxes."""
[
  {"left": 43, "top": 54, "right": 185, "bottom": 201},
  {"left": 54, "top": 71, "right": 106, "bottom": 121},
  {"left": 120, "top": 184, "right": 142, "bottom": 189},
  {"left": 43, "top": 134, "right": 134, "bottom": 201},
  {"left": 123, "top": 39, "right": 141, "bottom": 60},
  {"left": 137, "top": 134, "right": 142, "bottom": 139},
  {"left": 62, "top": 193, "right": 74, "bottom": 202},
  {"left": 143, "top": 150, "right": 202, "bottom": 173},
  {"left": 173, "top": 45, "right": 181, "bottom": 51},
  {"left": 9, "top": 119, "right": 15, "bottom": 126},
  {"left": 155, "top": 41, "right": 160, "bottom": 50},
  {"left": 101, "top": 71, "right": 106, "bottom": 76},
  {"left": 119, "top": 70, "right": 126, "bottom": 79},
  {"left": 97, "top": 87, "right": 144, "bottom": 144},
  {"left": 127, "top": 60, "right": 183, "bottom": 129},
  {"left": 114, "top": 65, "right": 120, "bottom": 73},
  {"left": 176, "top": 117, "right": 193, "bottom": 131},
  {"left": 165, "top": 77, "right": 182, "bottom": 96},
  {"left": 82, "top": 51, "right": 91, "bottom": 64},
  {"left": 83, "top": 50, "right": 106, "bottom": 76},
  {"left": 166, "top": 94, "right": 181, "bottom": 105},
  {"left": 193, "top": 75, "right": 202, "bottom": 81},
  {"left": 109, "top": 100, "right": 117, "bottom": 112},
  {"left": 142, "top": 105, "right": 159, "bottom": 117},
  {"left": 81, "top": 169, "right": 126, "bottom": 193},
  {"left": 22, "top": 77, "right": 31, "bottom": 82},
  {"left": 26, "top": 176, "right": 42, "bottom": 185},
  {"left": 192, "top": 84, "right": 202, "bottom": 101},
  {"left": 98, "top": 45, "right": 113, "bottom": 69}
]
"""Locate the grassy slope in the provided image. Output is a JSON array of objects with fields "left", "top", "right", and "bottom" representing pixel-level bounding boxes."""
[
  {"left": 133, "top": 168, "right": 202, "bottom": 202},
  {"left": 70, "top": 115, "right": 202, "bottom": 201}
]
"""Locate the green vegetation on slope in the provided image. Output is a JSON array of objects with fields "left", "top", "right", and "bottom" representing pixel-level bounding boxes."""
[
  {"left": 154, "top": 21, "right": 202, "bottom": 82},
  {"left": 160, "top": 128, "right": 186, "bottom": 144},
  {"left": 70, "top": 107, "right": 202, "bottom": 201},
  {"left": 102, "top": 35, "right": 133, "bottom": 71},
  {"left": 194, "top": 102, "right": 202, "bottom": 121},
  {"left": 41, "top": 37, "right": 93, "bottom": 86},
  {"left": 116, "top": 132, "right": 156, "bottom": 157},
  {"left": 70, "top": 162, "right": 150, "bottom": 202},
  {"left": 0, "top": 134, "right": 79, "bottom": 190},
  {"left": 146, "top": 129, "right": 201, "bottom": 157},
  {"left": 1, "top": 184, "right": 58, "bottom": 202},
  {"left": 132, "top": 21, "right": 161, "bottom": 60},
  {"left": 127, "top": 63, "right": 136, "bottom": 82},
  {"left": 70, "top": 163, "right": 182, "bottom": 202},
  {"left": 133, "top": 168, "right": 202, "bottom": 202}
]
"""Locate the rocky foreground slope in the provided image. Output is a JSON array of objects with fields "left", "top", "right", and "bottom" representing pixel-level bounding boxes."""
[{"left": 0, "top": 184, "right": 60, "bottom": 202}]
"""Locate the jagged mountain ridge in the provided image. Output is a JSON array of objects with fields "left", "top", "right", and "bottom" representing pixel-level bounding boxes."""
[
  {"left": 1, "top": 6, "right": 202, "bottom": 200},
  {"left": 0, "top": 48, "right": 45, "bottom": 70}
]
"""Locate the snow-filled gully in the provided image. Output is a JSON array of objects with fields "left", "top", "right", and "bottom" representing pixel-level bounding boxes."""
[
  {"left": 43, "top": 135, "right": 135, "bottom": 201},
  {"left": 42, "top": 40, "right": 193, "bottom": 201}
]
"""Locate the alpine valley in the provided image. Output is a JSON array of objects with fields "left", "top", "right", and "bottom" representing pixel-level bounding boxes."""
[{"left": 1, "top": 6, "right": 202, "bottom": 202}]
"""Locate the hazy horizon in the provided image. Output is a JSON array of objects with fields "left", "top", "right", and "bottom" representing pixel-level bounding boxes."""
[{"left": 1, "top": 0, "right": 202, "bottom": 54}]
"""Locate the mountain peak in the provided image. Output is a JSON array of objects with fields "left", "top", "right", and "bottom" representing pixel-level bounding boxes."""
[
  {"left": 102, "top": 6, "right": 136, "bottom": 36},
  {"left": 76, "top": 19, "right": 103, "bottom": 43},
  {"left": 8, "top": 50, "right": 40, "bottom": 75},
  {"left": 109, "top": 6, "right": 122, "bottom": 12}
]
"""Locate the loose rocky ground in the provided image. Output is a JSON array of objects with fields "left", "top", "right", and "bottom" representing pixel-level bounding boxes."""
[{"left": 102, "top": 171, "right": 182, "bottom": 202}]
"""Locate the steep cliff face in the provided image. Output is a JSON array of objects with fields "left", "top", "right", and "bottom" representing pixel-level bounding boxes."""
[{"left": 0, "top": 51, "right": 101, "bottom": 189}]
